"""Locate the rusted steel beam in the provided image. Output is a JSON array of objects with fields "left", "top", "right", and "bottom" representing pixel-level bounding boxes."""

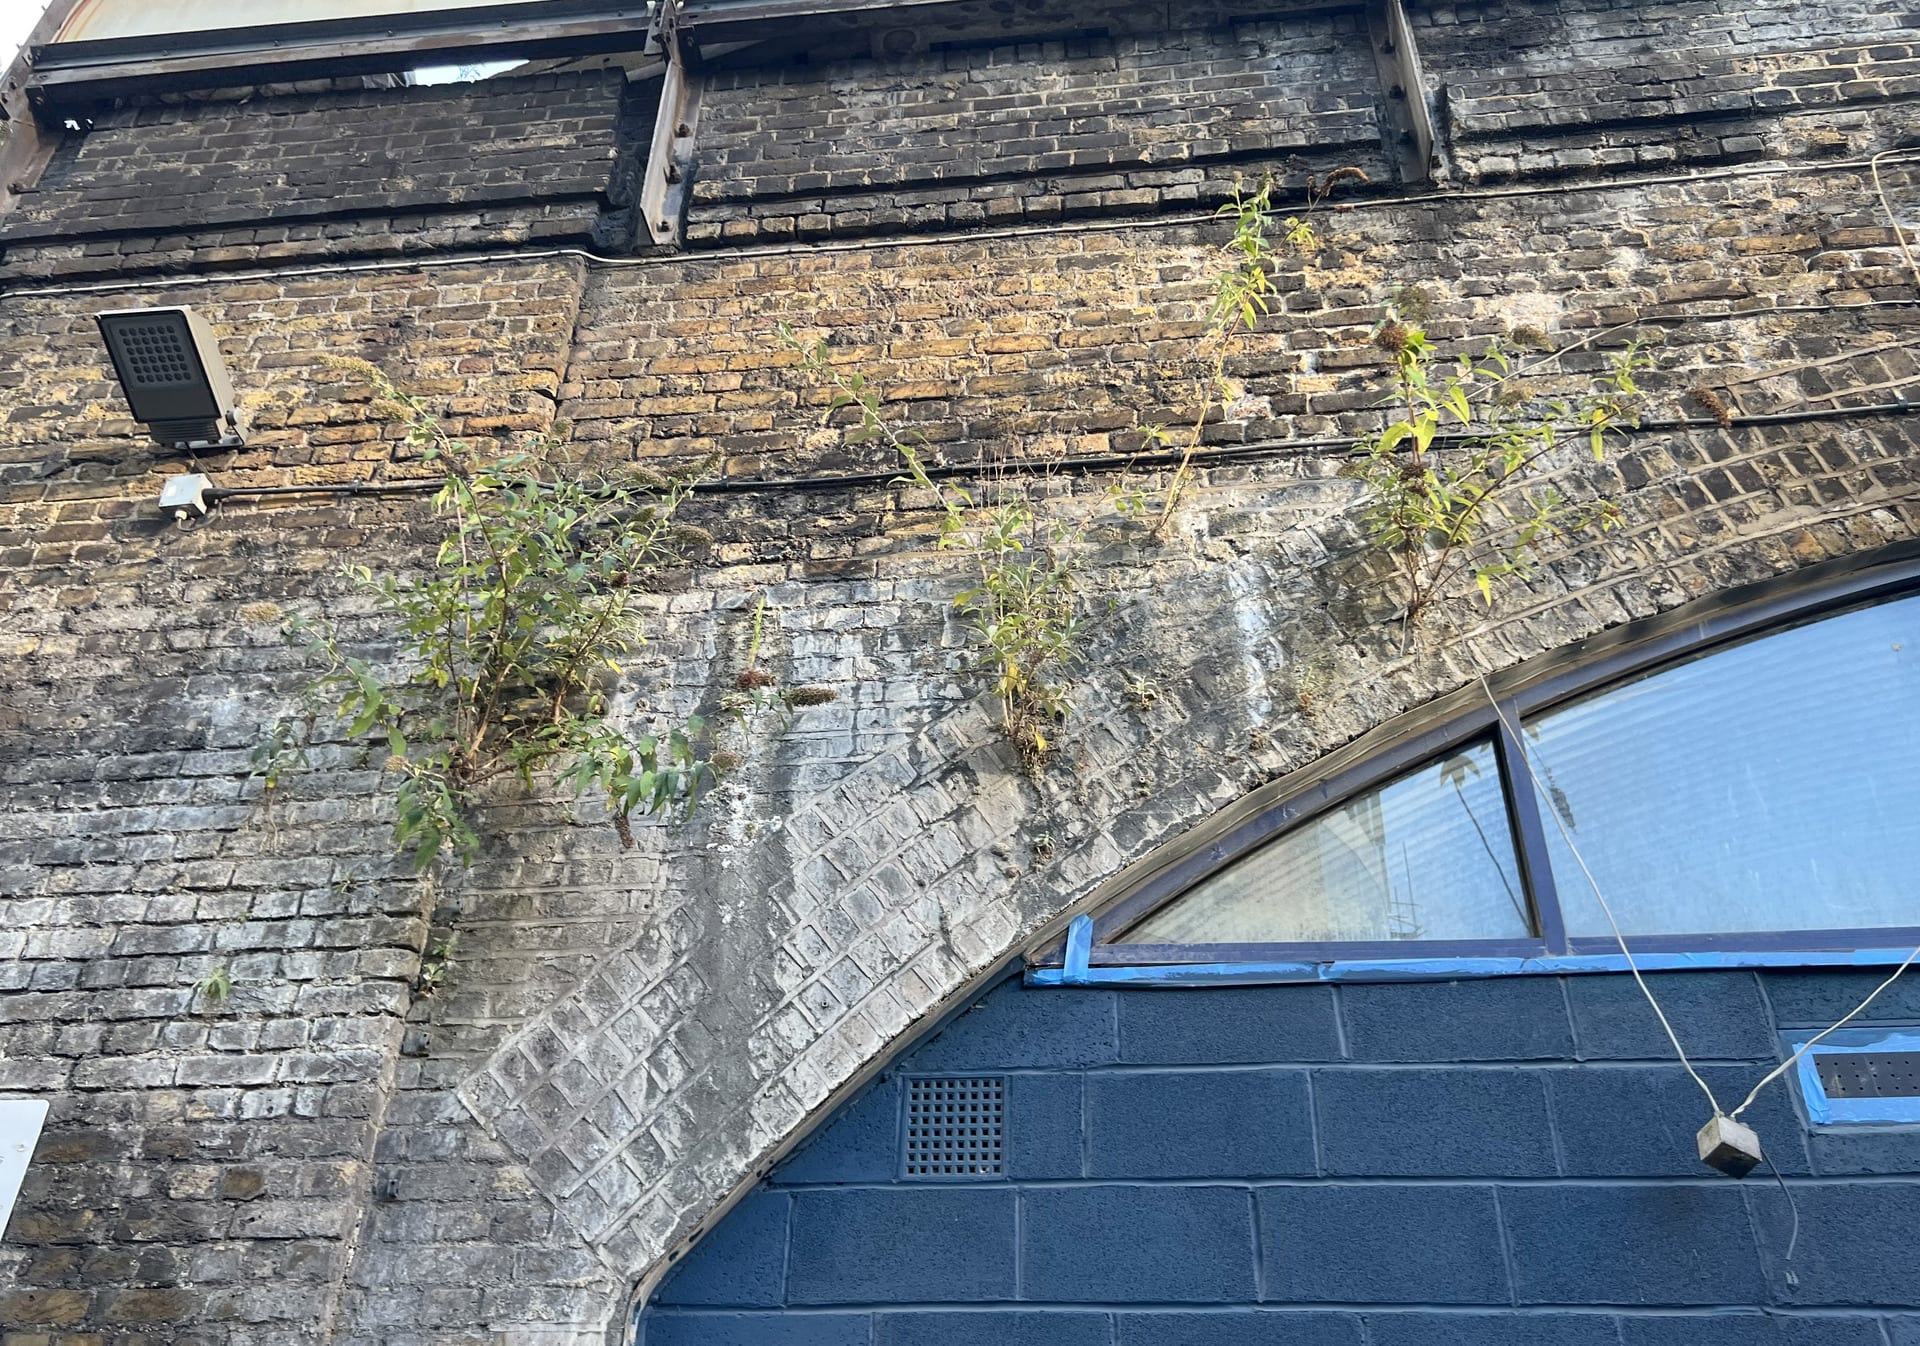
[
  {"left": 638, "top": 3, "right": 704, "bottom": 248},
  {"left": 1365, "top": 0, "right": 1437, "bottom": 184}
]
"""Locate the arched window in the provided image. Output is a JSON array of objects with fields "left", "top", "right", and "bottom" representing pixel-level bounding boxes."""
[{"left": 1042, "top": 550, "right": 1920, "bottom": 982}]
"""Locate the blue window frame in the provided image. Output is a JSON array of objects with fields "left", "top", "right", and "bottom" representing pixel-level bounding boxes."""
[{"left": 1033, "top": 548, "right": 1920, "bottom": 986}]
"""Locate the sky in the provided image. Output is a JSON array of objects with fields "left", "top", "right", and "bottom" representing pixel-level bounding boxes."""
[{"left": 1, "top": 1, "right": 53, "bottom": 71}]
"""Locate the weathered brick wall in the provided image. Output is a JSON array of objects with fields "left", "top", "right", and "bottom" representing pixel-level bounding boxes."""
[
  {"left": 639, "top": 968, "right": 1920, "bottom": 1344},
  {"left": 1, "top": 72, "right": 641, "bottom": 280},
  {"left": 0, "top": 261, "right": 592, "bottom": 1341},
  {"left": 2, "top": 0, "right": 1919, "bottom": 1341},
  {"left": 1419, "top": 0, "right": 1920, "bottom": 178},
  {"left": 1415, "top": 0, "right": 1916, "bottom": 71},
  {"left": 689, "top": 12, "right": 1383, "bottom": 244}
]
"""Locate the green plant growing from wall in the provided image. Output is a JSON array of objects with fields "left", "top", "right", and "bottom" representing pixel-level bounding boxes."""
[
  {"left": 247, "top": 708, "right": 314, "bottom": 852},
  {"left": 1150, "top": 167, "right": 1367, "bottom": 536},
  {"left": 274, "top": 359, "right": 732, "bottom": 870},
  {"left": 773, "top": 168, "right": 1357, "bottom": 768},
  {"left": 779, "top": 326, "right": 1111, "bottom": 771},
  {"left": 414, "top": 933, "right": 457, "bottom": 999},
  {"left": 191, "top": 964, "right": 233, "bottom": 1009},
  {"left": 1349, "top": 305, "right": 1649, "bottom": 633}
]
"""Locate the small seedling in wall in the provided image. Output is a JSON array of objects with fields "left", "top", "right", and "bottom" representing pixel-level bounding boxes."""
[
  {"left": 191, "top": 965, "right": 233, "bottom": 1009},
  {"left": 415, "top": 935, "right": 458, "bottom": 1000}
]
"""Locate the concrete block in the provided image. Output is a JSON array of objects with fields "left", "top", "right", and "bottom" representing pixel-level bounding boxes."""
[
  {"left": 1549, "top": 1065, "right": 1809, "bottom": 1177},
  {"left": 652, "top": 1191, "right": 788, "bottom": 1307},
  {"left": 1340, "top": 979, "right": 1573, "bottom": 1061},
  {"left": 1006, "top": 1072, "right": 1083, "bottom": 1181},
  {"left": 1315, "top": 1069, "right": 1557, "bottom": 1176},
  {"left": 1618, "top": 1313, "right": 1887, "bottom": 1344},
  {"left": 787, "top": 1188, "right": 1016, "bottom": 1305},
  {"left": 906, "top": 981, "right": 1117, "bottom": 1072},
  {"left": 1763, "top": 969, "right": 1920, "bottom": 1028},
  {"left": 774, "top": 1078, "right": 900, "bottom": 1186},
  {"left": 644, "top": 1311, "right": 872, "bottom": 1345},
  {"left": 874, "top": 1310, "right": 1112, "bottom": 1345},
  {"left": 1809, "top": 1126, "right": 1920, "bottom": 1177},
  {"left": 1115, "top": 1310, "right": 1365, "bottom": 1344},
  {"left": 1567, "top": 972, "right": 1774, "bottom": 1061},
  {"left": 1116, "top": 986, "right": 1342, "bottom": 1064},
  {"left": 1087, "top": 1069, "right": 1314, "bottom": 1178},
  {"left": 1261, "top": 1185, "right": 1508, "bottom": 1304},
  {"left": 1366, "top": 1312, "right": 1624, "bottom": 1345},
  {"left": 1503, "top": 1185, "right": 1766, "bottom": 1304},
  {"left": 1020, "top": 1183, "right": 1256, "bottom": 1304},
  {"left": 1758, "top": 1183, "right": 1920, "bottom": 1306}
]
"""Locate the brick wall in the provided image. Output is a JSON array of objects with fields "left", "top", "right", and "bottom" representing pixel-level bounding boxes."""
[
  {"left": 1, "top": 0, "right": 1919, "bottom": 1340},
  {"left": 689, "top": 13, "right": 1383, "bottom": 244},
  {"left": 0, "top": 261, "right": 592, "bottom": 1343},
  {"left": 1416, "top": 0, "right": 1920, "bottom": 179},
  {"left": 641, "top": 968, "right": 1920, "bottom": 1344},
  {"left": 1, "top": 71, "right": 639, "bottom": 279}
]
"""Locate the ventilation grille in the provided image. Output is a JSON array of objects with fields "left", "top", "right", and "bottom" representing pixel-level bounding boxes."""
[
  {"left": 904, "top": 1076, "right": 1003, "bottom": 1178},
  {"left": 1788, "top": 1028, "right": 1920, "bottom": 1125},
  {"left": 1816, "top": 1050, "right": 1920, "bottom": 1099},
  {"left": 113, "top": 320, "right": 196, "bottom": 387}
]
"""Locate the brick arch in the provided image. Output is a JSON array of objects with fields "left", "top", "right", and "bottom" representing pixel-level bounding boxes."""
[
  {"left": 443, "top": 446, "right": 1920, "bottom": 1343},
  {"left": 427, "top": 187, "right": 1920, "bottom": 1334},
  {"left": 620, "top": 553, "right": 1920, "bottom": 1344}
]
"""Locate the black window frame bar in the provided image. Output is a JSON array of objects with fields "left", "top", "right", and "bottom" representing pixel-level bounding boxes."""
[{"left": 1037, "top": 543, "right": 1920, "bottom": 970}]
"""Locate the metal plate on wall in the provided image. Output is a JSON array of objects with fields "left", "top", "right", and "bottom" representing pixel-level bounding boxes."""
[{"left": 0, "top": 1099, "right": 49, "bottom": 1240}]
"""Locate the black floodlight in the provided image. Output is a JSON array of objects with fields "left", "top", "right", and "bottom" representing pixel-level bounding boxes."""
[{"left": 95, "top": 306, "right": 243, "bottom": 449}]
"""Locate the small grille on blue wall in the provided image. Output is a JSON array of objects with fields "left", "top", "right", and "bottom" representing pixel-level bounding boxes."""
[
  {"left": 903, "top": 1076, "right": 1004, "bottom": 1178},
  {"left": 1788, "top": 1028, "right": 1920, "bottom": 1125}
]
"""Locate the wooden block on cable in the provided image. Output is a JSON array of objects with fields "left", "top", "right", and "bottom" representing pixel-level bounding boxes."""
[{"left": 1697, "top": 1114, "right": 1763, "bottom": 1178}]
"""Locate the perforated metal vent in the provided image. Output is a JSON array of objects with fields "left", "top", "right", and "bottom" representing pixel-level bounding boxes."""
[
  {"left": 904, "top": 1076, "right": 1003, "bottom": 1178},
  {"left": 114, "top": 319, "right": 196, "bottom": 386},
  {"left": 1816, "top": 1050, "right": 1920, "bottom": 1099},
  {"left": 1788, "top": 1029, "right": 1920, "bottom": 1125}
]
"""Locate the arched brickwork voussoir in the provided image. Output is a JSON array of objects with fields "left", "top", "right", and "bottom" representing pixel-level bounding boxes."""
[{"left": 446, "top": 412, "right": 1920, "bottom": 1343}]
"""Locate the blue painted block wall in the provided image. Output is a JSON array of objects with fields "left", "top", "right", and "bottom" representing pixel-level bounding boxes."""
[{"left": 639, "top": 968, "right": 1920, "bottom": 1344}]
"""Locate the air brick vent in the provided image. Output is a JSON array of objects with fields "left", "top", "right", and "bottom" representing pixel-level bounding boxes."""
[
  {"left": 903, "top": 1076, "right": 1004, "bottom": 1179},
  {"left": 1815, "top": 1049, "right": 1920, "bottom": 1099},
  {"left": 1787, "top": 1029, "right": 1920, "bottom": 1125}
]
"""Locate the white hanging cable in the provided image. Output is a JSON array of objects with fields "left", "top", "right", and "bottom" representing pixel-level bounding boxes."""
[
  {"left": 1484, "top": 673, "right": 1920, "bottom": 1129},
  {"left": 1479, "top": 677, "right": 1726, "bottom": 1116},
  {"left": 1729, "top": 943, "right": 1920, "bottom": 1120}
]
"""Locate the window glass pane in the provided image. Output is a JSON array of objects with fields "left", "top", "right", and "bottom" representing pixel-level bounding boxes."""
[
  {"left": 1126, "top": 740, "right": 1530, "bottom": 945},
  {"left": 1524, "top": 593, "right": 1920, "bottom": 937}
]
